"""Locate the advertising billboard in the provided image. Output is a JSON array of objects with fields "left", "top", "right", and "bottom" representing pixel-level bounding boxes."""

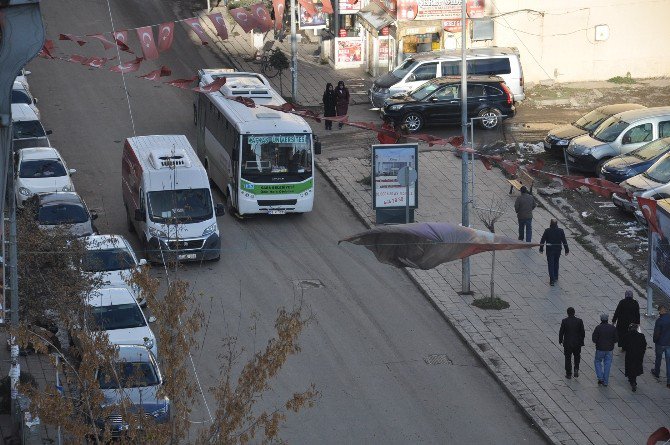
[
  {"left": 650, "top": 205, "right": 670, "bottom": 298},
  {"left": 372, "top": 144, "right": 419, "bottom": 209}
]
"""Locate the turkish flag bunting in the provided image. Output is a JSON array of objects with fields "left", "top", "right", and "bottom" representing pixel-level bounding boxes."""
[
  {"left": 157, "top": 22, "right": 175, "bottom": 53},
  {"left": 109, "top": 57, "right": 144, "bottom": 73},
  {"left": 112, "top": 30, "right": 134, "bottom": 53},
  {"left": 207, "top": 13, "right": 229, "bottom": 40},
  {"left": 59, "top": 34, "right": 87, "bottom": 46},
  {"left": 88, "top": 34, "right": 115, "bottom": 50},
  {"left": 271, "top": 0, "right": 285, "bottom": 30},
  {"left": 82, "top": 56, "right": 116, "bottom": 68},
  {"left": 499, "top": 160, "right": 519, "bottom": 175},
  {"left": 249, "top": 3, "right": 274, "bottom": 33},
  {"left": 230, "top": 7, "right": 258, "bottom": 33},
  {"left": 65, "top": 54, "right": 87, "bottom": 64},
  {"left": 138, "top": 66, "right": 172, "bottom": 80},
  {"left": 184, "top": 18, "right": 209, "bottom": 45},
  {"left": 321, "top": 0, "right": 334, "bottom": 14},
  {"left": 638, "top": 197, "right": 662, "bottom": 234},
  {"left": 193, "top": 78, "right": 228, "bottom": 93},
  {"left": 227, "top": 96, "right": 256, "bottom": 107},
  {"left": 298, "top": 0, "right": 317, "bottom": 15},
  {"left": 38, "top": 40, "right": 56, "bottom": 59},
  {"left": 136, "top": 26, "right": 160, "bottom": 60},
  {"left": 164, "top": 76, "right": 198, "bottom": 89},
  {"left": 480, "top": 156, "right": 494, "bottom": 170}
]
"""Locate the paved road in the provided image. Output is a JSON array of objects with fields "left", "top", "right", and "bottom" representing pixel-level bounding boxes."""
[{"left": 26, "top": 1, "right": 545, "bottom": 442}]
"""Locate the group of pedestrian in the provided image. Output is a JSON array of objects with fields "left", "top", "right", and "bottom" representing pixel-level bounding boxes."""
[
  {"left": 558, "top": 291, "right": 670, "bottom": 392},
  {"left": 322, "top": 81, "right": 349, "bottom": 130}
]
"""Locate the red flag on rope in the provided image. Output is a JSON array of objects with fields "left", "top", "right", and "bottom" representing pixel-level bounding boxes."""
[
  {"left": 157, "top": 22, "right": 175, "bottom": 53},
  {"left": 207, "top": 13, "right": 229, "bottom": 39},
  {"left": 38, "top": 40, "right": 56, "bottom": 59},
  {"left": 228, "top": 96, "right": 256, "bottom": 107},
  {"left": 138, "top": 66, "right": 172, "bottom": 80},
  {"left": 321, "top": 0, "right": 334, "bottom": 14},
  {"left": 109, "top": 57, "right": 144, "bottom": 73},
  {"left": 82, "top": 56, "right": 116, "bottom": 68},
  {"left": 638, "top": 197, "right": 661, "bottom": 234},
  {"left": 480, "top": 156, "right": 494, "bottom": 170},
  {"left": 112, "top": 30, "right": 134, "bottom": 53},
  {"left": 64, "top": 54, "right": 87, "bottom": 64},
  {"left": 136, "top": 26, "right": 160, "bottom": 60},
  {"left": 230, "top": 7, "right": 258, "bottom": 33},
  {"left": 184, "top": 18, "right": 209, "bottom": 45},
  {"left": 88, "top": 34, "right": 115, "bottom": 50},
  {"left": 271, "top": 0, "right": 285, "bottom": 30},
  {"left": 193, "top": 77, "right": 228, "bottom": 93},
  {"left": 164, "top": 76, "right": 198, "bottom": 89},
  {"left": 249, "top": 3, "right": 274, "bottom": 32},
  {"left": 298, "top": 0, "right": 317, "bottom": 15},
  {"left": 59, "top": 33, "right": 87, "bottom": 46}
]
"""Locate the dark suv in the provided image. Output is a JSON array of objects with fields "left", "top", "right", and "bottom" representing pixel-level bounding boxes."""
[{"left": 380, "top": 75, "right": 515, "bottom": 132}]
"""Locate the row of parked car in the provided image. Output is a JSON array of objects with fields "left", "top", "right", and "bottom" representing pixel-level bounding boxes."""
[
  {"left": 11, "top": 70, "right": 169, "bottom": 436},
  {"left": 544, "top": 104, "right": 670, "bottom": 219}
]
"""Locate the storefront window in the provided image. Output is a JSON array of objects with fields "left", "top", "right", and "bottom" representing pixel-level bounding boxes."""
[{"left": 402, "top": 32, "right": 440, "bottom": 54}]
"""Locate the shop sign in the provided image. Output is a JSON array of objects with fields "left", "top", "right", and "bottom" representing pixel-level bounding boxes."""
[
  {"left": 339, "top": 0, "right": 361, "bottom": 14},
  {"left": 397, "top": 0, "right": 485, "bottom": 22},
  {"left": 442, "top": 18, "right": 462, "bottom": 32},
  {"left": 379, "top": 38, "right": 390, "bottom": 61},
  {"left": 336, "top": 37, "right": 364, "bottom": 66}
]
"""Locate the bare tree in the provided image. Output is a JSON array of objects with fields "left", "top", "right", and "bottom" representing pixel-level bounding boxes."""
[{"left": 475, "top": 197, "right": 507, "bottom": 302}]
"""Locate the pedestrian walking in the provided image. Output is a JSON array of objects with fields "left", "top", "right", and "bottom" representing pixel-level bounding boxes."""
[
  {"left": 514, "top": 186, "right": 536, "bottom": 242},
  {"left": 623, "top": 323, "right": 646, "bottom": 392},
  {"left": 335, "top": 80, "right": 350, "bottom": 129},
  {"left": 559, "top": 307, "right": 585, "bottom": 379},
  {"left": 651, "top": 304, "right": 670, "bottom": 388},
  {"left": 612, "top": 289, "right": 640, "bottom": 351},
  {"left": 322, "top": 83, "right": 336, "bottom": 131},
  {"left": 539, "top": 219, "right": 569, "bottom": 286},
  {"left": 592, "top": 313, "right": 617, "bottom": 387}
]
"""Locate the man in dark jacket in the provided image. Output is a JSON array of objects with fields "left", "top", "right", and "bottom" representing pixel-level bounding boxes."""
[
  {"left": 559, "top": 307, "right": 585, "bottom": 379},
  {"left": 592, "top": 313, "right": 617, "bottom": 386},
  {"left": 539, "top": 219, "right": 569, "bottom": 286},
  {"left": 623, "top": 323, "right": 646, "bottom": 392},
  {"left": 612, "top": 289, "right": 640, "bottom": 350},
  {"left": 514, "top": 186, "right": 536, "bottom": 242},
  {"left": 651, "top": 304, "right": 670, "bottom": 388}
]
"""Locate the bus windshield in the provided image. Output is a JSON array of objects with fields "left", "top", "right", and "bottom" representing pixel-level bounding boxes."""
[
  {"left": 241, "top": 134, "right": 312, "bottom": 182},
  {"left": 147, "top": 188, "right": 213, "bottom": 224}
]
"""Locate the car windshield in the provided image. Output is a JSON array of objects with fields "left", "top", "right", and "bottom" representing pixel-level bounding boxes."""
[
  {"left": 19, "top": 159, "right": 66, "bottom": 178},
  {"left": 573, "top": 109, "right": 610, "bottom": 131},
  {"left": 241, "top": 134, "right": 312, "bottom": 182},
  {"left": 38, "top": 203, "right": 88, "bottom": 225},
  {"left": 92, "top": 303, "right": 147, "bottom": 330},
  {"left": 11, "top": 90, "right": 31, "bottom": 105},
  {"left": 83, "top": 248, "right": 136, "bottom": 272},
  {"left": 147, "top": 188, "right": 213, "bottom": 224},
  {"left": 410, "top": 82, "right": 442, "bottom": 101},
  {"left": 12, "top": 121, "right": 45, "bottom": 140},
  {"left": 391, "top": 59, "right": 418, "bottom": 78},
  {"left": 630, "top": 139, "right": 670, "bottom": 160},
  {"left": 591, "top": 117, "right": 630, "bottom": 143},
  {"left": 98, "top": 361, "right": 159, "bottom": 389}
]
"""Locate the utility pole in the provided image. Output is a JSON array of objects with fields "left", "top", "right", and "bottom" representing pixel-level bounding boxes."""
[
  {"left": 460, "top": 0, "right": 471, "bottom": 294},
  {"left": 290, "top": 0, "right": 298, "bottom": 102}
]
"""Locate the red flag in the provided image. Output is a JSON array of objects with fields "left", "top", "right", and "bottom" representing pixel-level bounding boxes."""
[
  {"left": 59, "top": 33, "right": 87, "bottom": 46},
  {"left": 88, "top": 34, "right": 115, "bottom": 50},
  {"left": 138, "top": 66, "right": 172, "bottom": 80},
  {"left": 193, "top": 78, "right": 228, "bottom": 93},
  {"left": 136, "top": 26, "right": 159, "bottom": 60},
  {"left": 249, "top": 3, "right": 274, "bottom": 32},
  {"left": 164, "top": 76, "right": 198, "bottom": 89},
  {"left": 271, "top": 0, "right": 285, "bottom": 30},
  {"left": 229, "top": 7, "right": 258, "bottom": 33},
  {"left": 227, "top": 96, "right": 256, "bottom": 107},
  {"left": 647, "top": 427, "right": 670, "bottom": 445},
  {"left": 321, "top": 0, "right": 334, "bottom": 14},
  {"left": 638, "top": 197, "right": 661, "bottom": 234},
  {"left": 207, "top": 13, "right": 229, "bottom": 39},
  {"left": 82, "top": 56, "right": 116, "bottom": 68},
  {"left": 38, "top": 40, "right": 56, "bottom": 59},
  {"left": 65, "top": 54, "right": 87, "bottom": 64},
  {"left": 298, "top": 0, "right": 317, "bottom": 15},
  {"left": 109, "top": 57, "right": 144, "bottom": 73},
  {"left": 112, "top": 30, "right": 134, "bottom": 53},
  {"left": 480, "top": 156, "right": 494, "bottom": 170},
  {"left": 184, "top": 18, "right": 209, "bottom": 45},
  {"left": 157, "top": 22, "right": 175, "bottom": 53}
]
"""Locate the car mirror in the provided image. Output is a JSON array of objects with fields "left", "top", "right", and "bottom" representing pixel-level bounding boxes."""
[
  {"left": 24, "top": 70, "right": 31, "bottom": 76},
  {"left": 46, "top": 130, "right": 53, "bottom": 135},
  {"left": 139, "top": 259, "right": 148, "bottom": 266},
  {"left": 407, "top": 74, "right": 416, "bottom": 82},
  {"left": 314, "top": 141, "right": 322, "bottom": 155},
  {"left": 90, "top": 210, "right": 98, "bottom": 221},
  {"left": 34, "top": 98, "right": 39, "bottom": 104},
  {"left": 69, "top": 168, "right": 77, "bottom": 175},
  {"left": 134, "top": 209, "right": 145, "bottom": 222},
  {"left": 148, "top": 316, "right": 157, "bottom": 323},
  {"left": 215, "top": 203, "right": 226, "bottom": 217}
]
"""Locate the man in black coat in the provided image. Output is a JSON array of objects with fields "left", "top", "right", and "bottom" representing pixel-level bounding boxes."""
[
  {"left": 623, "top": 323, "right": 647, "bottom": 392},
  {"left": 592, "top": 313, "right": 618, "bottom": 387},
  {"left": 559, "top": 307, "right": 585, "bottom": 379},
  {"left": 612, "top": 289, "right": 641, "bottom": 351},
  {"left": 539, "top": 219, "right": 569, "bottom": 286}
]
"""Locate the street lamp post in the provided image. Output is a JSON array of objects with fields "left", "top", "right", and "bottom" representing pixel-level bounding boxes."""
[
  {"left": 460, "top": 0, "right": 472, "bottom": 294},
  {"left": 290, "top": 0, "right": 298, "bottom": 102}
]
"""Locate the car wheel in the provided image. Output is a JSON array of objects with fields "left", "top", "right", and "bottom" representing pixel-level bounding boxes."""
[
  {"left": 595, "top": 158, "right": 611, "bottom": 177},
  {"left": 402, "top": 112, "right": 424, "bottom": 133},
  {"left": 478, "top": 108, "right": 502, "bottom": 130}
]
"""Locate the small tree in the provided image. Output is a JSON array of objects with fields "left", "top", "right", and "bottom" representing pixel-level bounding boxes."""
[{"left": 269, "top": 48, "right": 290, "bottom": 96}]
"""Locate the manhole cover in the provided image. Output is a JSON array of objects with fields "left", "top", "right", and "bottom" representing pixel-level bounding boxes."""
[
  {"left": 423, "top": 354, "right": 452, "bottom": 365},
  {"left": 294, "top": 279, "right": 324, "bottom": 289}
]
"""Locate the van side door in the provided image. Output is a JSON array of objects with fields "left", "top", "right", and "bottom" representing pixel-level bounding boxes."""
[
  {"left": 619, "top": 122, "right": 653, "bottom": 155},
  {"left": 404, "top": 62, "right": 438, "bottom": 92}
]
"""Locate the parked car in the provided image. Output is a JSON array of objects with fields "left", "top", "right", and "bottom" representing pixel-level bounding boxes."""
[
  {"left": 94, "top": 345, "right": 169, "bottom": 437},
  {"left": 565, "top": 106, "right": 670, "bottom": 174},
  {"left": 612, "top": 152, "right": 670, "bottom": 212},
  {"left": 15, "top": 147, "right": 76, "bottom": 206},
  {"left": 11, "top": 103, "right": 51, "bottom": 149},
  {"left": 80, "top": 287, "right": 157, "bottom": 357},
  {"left": 369, "top": 47, "right": 525, "bottom": 108},
  {"left": 601, "top": 137, "right": 670, "bottom": 183},
  {"left": 12, "top": 81, "right": 40, "bottom": 118},
  {"left": 380, "top": 75, "right": 515, "bottom": 132},
  {"left": 82, "top": 235, "right": 148, "bottom": 307},
  {"left": 544, "top": 104, "right": 645, "bottom": 156},
  {"left": 15, "top": 68, "right": 31, "bottom": 91},
  {"left": 28, "top": 192, "right": 97, "bottom": 237}
]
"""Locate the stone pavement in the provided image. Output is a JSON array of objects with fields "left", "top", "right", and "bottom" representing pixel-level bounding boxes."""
[
  {"left": 317, "top": 149, "right": 670, "bottom": 445},
  {"left": 200, "top": 6, "right": 373, "bottom": 107}
]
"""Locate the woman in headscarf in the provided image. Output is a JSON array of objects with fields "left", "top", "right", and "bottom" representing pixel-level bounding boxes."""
[
  {"left": 623, "top": 323, "right": 646, "bottom": 391},
  {"left": 612, "top": 289, "right": 641, "bottom": 351},
  {"left": 322, "top": 83, "right": 336, "bottom": 130},
  {"left": 335, "top": 80, "right": 350, "bottom": 129}
]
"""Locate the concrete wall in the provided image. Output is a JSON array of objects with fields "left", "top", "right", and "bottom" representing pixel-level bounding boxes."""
[{"left": 475, "top": 0, "right": 670, "bottom": 82}]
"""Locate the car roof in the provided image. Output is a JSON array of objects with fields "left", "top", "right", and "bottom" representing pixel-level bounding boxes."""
[
  {"left": 11, "top": 103, "right": 39, "bottom": 121},
  {"left": 431, "top": 75, "right": 505, "bottom": 85},
  {"left": 38, "top": 192, "right": 84, "bottom": 206},
  {"left": 116, "top": 344, "right": 154, "bottom": 362},
  {"left": 19, "top": 147, "right": 60, "bottom": 160},
  {"left": 595, "top": 104, "right": 646, "bottom": 115},
  {"left": 82, "top": 234, "right": 131, "bottom": 251},
  {"left": 87, "top": 286, "right": 136, "bottom": 306},
  {"left": 411, "top": 47, "right": 519, "bottom": 61},
  {"left": 614, "top": 106, "right": 670, "bottom": 122}
]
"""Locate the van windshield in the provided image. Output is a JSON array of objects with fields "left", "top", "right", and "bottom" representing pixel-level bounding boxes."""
[
  {"left": 644, "top": 156, "right": 670, "bottom": 184},
  {"left": 241, "top": 134, "right": 312, "bottom": 182},
  {"left": 591, "top": 117, "right": 630, "bottom": 143},
  {"left": 391, "top": 59, "right": 418, "bottom": 78},
  {"left": 147, "top": 188, "right": 213, "bottom": 224},
  {"left": 12, "top": 121, "right": 45, "bottom": 140}
]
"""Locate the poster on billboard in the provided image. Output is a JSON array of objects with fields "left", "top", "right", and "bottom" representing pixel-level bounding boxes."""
[
  {"left": 335, "top": 37, "right": 364, "bottom": 67},
  {"left": 339, "top": 0, "right": 360, "bottom": 14},
  {"left": 396, "top": 0, "right": 485, "bottom": 21},
  {"left": 650, "top": 206, "right": 670, "bottom": 298},
  {"left": 372, "top": 144, "right": 419, "bottom": 209},
  {"left": 299, "top": 5, "right": 327, "bottom": 29}
]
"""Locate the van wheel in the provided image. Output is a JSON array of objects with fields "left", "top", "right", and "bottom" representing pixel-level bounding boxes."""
[
  {"left": 402, "top": 112, "right": 424, "bottom": 133},
  {"left": 478, "top": 108, "right": 502, "bottom": 130}
]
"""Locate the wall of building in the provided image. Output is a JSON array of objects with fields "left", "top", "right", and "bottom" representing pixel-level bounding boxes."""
[{"left": 477, "top": 0, "right": 670, "bottom": 82}]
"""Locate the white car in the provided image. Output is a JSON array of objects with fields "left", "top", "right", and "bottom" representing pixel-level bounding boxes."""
[
  {"left": 12, "top": 81, "right": 39, "bottom": 118},
  {"left": 15, "top": 68, "right": 31, "bottom": 91},
  {"left": 82, "top": 235, "right": 148, "bottom": 307},
  {"left": 84, "top": 287, "right": 157, "bottom": 357},
  {"left": 15, "top": 147, "right": 75, "bottom": 206},
  {"left": 11, "top": 103, "right": 51, "bottom": 149}
]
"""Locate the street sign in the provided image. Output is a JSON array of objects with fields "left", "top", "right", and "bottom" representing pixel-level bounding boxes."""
[{"left": 397, "top": 166, "right": 417, "bottom": 186}]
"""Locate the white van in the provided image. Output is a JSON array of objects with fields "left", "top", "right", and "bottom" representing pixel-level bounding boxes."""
[
  {"left": 121, "top": 135, "right": 225, "bottom": 263},
  {"left": 369, "top": 47, "right": 524, "bottom": 107}
]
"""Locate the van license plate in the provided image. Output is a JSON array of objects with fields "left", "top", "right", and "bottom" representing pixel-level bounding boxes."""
[
  {"left": 178, "top": 253, "right": 197, "bottom": 260},
  {"left": 268, "top": 210, "right": 286, "bottom": 215}
]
